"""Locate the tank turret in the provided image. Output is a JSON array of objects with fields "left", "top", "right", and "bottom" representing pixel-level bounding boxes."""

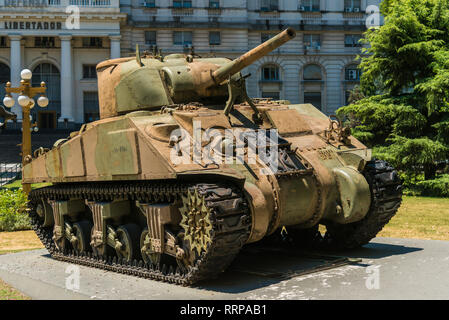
[
  {"left": 96, "top": 28, "right": 296, "bottom": 119},
  {"left": 201, "top": 27, "right": 296, "bottom": 89}
]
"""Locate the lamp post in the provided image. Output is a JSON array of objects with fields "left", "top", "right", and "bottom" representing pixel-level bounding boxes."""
[{"left": 2, "top": 69, "right": 49, "bottom": 194}]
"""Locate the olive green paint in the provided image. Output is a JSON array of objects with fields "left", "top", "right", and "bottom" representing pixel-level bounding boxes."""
[
  {"left": 279, "top": 176, "right": 317, "bottom": 226},
  {"left": 45, "top": 149, "right": 61, "bottom": 178},
  {"left": 94, "top": 119, "right": 139, "bottom": 176},
  {"left": 115, "top": 68, "right": 170, "bottom": 113},
  {"left": 60, "top": 143, "right": 71, "bottom": 178},
  {"left": 58, "top": 200, "right": 85, "bottom": 218},
  {"left": 23, "top": 163, "right": 32, "bottom": 180},
  {"left": 289, "top": 103, "right": 329, "bottom": 120},
  {"left": 331, "top": 167, "right": 371, "bottom": 224},
  {"left": 101, "top": 200, "right": 131, "bottom": 220},
  {"left": 228, "top": 163, "right": 258, "bottom": 185}
]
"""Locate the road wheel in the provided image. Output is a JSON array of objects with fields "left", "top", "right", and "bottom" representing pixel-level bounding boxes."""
[
  {"left": 116, "top": 224, "right": 141, "bottom": 262},
  {"left": 72, "top": 221, "right": 93, "bottom": 253}
]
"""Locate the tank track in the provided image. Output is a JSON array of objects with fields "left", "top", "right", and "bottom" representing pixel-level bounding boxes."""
[
  {"left": 28, "top": 181, "right": 251, "bottom": 286},
  {"left": 322, "top": 159, "right": 403, "bottom": 249}
]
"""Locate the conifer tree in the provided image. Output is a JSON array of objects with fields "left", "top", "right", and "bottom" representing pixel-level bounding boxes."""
[{"left": 338, "top": 0, "right": 449, "bottom": 181}]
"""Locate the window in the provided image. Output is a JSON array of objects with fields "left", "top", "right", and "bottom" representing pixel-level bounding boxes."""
[
  {"left": 209, "top": 32, "right": 221, "bottom": 45},
  {"left": 32, "top": 63, "right": 61, "bottom": 117},
  {"left": 83, "top": 65, "right": 97, "bottom": 79},
  {"left": 299, "top": 0, "right": 320, "bottom": 12},
  {"left": 345, "top": 34, "right": 363, "bottom": 47},
  {"left": 261, "top": 65, "right": 280, "bottom": 81},
  {"left": 0, "top": 37, "right": 6, "bottom": 48},
  {"left": 145, "top": 31, "right": 157, "bottom": 45},
  {"left": 35, "top": 37, "right": 55, "bottom": 48},
  {"left": 261, "top": 0, "right": 278, "bottom": 11},
  {"left": 83, "top": 92, "right": 100, "bottom": 123},
  {"left": 303, "top": 34, "right": 321, "bottom": 49},
  {"left": 173, "top": 31, "right": 192, "bottom": 45},
  {"left": 82, "top": 37, "right": 103, "bottom": 48},
  {"left": 173, "top": 0, "right": 192, "bottom": 8},
  {"left": 304, "top": 92, "right": 322, "bottom": 110},
  {"left": 0, "top": 64, "right": 9, "bottom": 83},
  {"left": 261, "top": 33, "right": 274, "bottom": 43},
  {"left": 345, "top": 65, "right": 361, "bottom": 81},
  {"left": 142, "top": 0, "right": 155, "bottom": 7},
  {"left": 344, "top": 0, "right": 361, "bottom": 12},
  {"left": 303, "top": 64, "right": 322, "bottom": 80},
  {"left": 0, "top": 63, "right": 10, "bottom": 100},
  {"left": 209, "top": 0, "right": 219, "bottom": 8},
  {"left": 262, "top": 92, "right": 280, "bottom": 100}
]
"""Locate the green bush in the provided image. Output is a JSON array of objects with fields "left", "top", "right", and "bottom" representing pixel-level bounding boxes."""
[
  {"left": 413, "top": 175, "right": 449, "bottom": 197},
  {"left": 370, "top": 148, "right": 449, "bottom": 197},
  {"left": 0, "top": 188, "right": 31, "bottom": 232}
]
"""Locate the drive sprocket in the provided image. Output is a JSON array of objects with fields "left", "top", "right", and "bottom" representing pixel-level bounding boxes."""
[{"left": 179, "top": 188, "right": 213, "bottom": 258}]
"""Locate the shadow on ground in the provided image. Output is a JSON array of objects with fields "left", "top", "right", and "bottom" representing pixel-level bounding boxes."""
[
  {"left": 195, "top": 240, "right": 423, "bottom": 294},
  {"left": 31, "top": 239, "right": 423, "bottom": 295},
  {"left": 329, "top": 241, "right": 423, "bottom": 259}
]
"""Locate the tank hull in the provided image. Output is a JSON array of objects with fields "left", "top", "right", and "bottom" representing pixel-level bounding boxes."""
[{"left": 24, "top": 102, "right": 374, "bottom": 243}]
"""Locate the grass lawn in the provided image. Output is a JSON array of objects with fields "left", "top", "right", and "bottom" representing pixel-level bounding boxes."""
[
  {"left": 0, "top": 279, "right": 30, "bottom": 300},
  {"left": 377, "top": 196, "right": 449, "bottom": 240},
  {"left": 0, "top": 230, "right": 44, "bottom": 255},
  {"left": 2, "top": 180, "right": 51, "bottom": 189}
]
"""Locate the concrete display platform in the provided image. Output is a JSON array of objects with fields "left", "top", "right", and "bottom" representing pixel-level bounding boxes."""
[{"left": 0, "top": 237, "right": 448, "bottom": 300}]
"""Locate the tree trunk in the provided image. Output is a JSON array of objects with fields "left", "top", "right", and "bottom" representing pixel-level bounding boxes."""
[{"left": 424, "top": 165, "right": 437, "bottom": 180}]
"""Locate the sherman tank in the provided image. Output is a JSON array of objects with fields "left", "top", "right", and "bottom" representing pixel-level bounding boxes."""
[{"left": 24, "top": 28, "right": 402, "bottom": 285}]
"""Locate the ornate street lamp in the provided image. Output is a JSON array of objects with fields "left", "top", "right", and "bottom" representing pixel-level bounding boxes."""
[{"left": 2, "top": 69, "right": 49, "bottom": 194}]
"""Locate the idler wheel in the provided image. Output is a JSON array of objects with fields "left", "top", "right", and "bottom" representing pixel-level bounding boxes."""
[
  {"left": 36, "top": 200, "right": 54, "bottom": 228},
  {"left": 115, "top": 224, "right": 141, "bottom": 262},
  {"left": 72, "top": 221, "right": 93, "bottom": 253}
]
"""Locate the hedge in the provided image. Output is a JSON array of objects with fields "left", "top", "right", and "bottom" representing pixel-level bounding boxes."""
[{"left": 0, "top": 188, "right": 31, "bottom": 232}]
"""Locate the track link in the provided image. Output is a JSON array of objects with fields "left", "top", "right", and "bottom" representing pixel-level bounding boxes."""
[{"left": 28, "top": 181, "right": 251, "bottom": 286}]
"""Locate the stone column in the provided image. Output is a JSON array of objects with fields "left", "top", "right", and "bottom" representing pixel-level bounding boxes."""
[
  {"left": 59, "top": 35, "right": 74, "bottom": 125},
  {"left": 362, "top": 0, "right": 368, "bottom": 11},
  {"left": 325, "top": 63, "right": 342, "bottom": 115},
  {"left": 109, "top": 35, "right": 121, "bottom": 59},
  {"left": 9, "top": 35, "right": 22, "bottom": 120}
]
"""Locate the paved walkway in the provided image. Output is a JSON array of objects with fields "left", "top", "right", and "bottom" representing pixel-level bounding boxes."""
[{"left": 0, "top": 237, "right": 448, "bottom": 300}]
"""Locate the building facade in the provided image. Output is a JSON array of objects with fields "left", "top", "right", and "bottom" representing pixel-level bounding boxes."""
[
  {"left": 121, "top": 0, "right": 382, "bottom": 115},
  {"left": 0, "top": 0, "right": 125, "bottom": 129},
  {"left": 0, "top": 0, "right": 381, "bottom": 130}
]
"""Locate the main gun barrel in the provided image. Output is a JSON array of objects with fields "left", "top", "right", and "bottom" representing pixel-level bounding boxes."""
[{"left": 209, "top": 28, "right": 296, "bottom": 87}]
